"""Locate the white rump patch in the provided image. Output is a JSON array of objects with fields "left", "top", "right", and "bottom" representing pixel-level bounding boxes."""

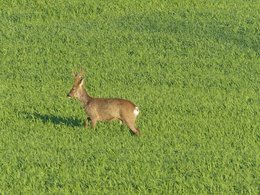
[{"left": 133, "top": 107, "right": 139, "bottom": 116}]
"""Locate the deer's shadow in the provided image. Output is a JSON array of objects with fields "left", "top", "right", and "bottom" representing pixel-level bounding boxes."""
[{"left": 22, "top": 112, "right": 82, "bottom": 127}]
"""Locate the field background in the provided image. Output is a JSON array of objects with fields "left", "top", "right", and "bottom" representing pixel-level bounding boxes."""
[{"left": 0, "top": 0, "right": 259, "bottom": 194}]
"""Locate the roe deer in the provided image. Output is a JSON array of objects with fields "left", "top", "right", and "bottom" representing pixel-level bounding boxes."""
[{"left": 67, "top": 71, "right": 140, "bottom": 135}]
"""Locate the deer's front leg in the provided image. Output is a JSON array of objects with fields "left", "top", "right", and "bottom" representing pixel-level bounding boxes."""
[
  {"left": 90, "top": 117, "right": 97, "bottom": 129},
  {"left": 84, "top": 117, "right": 90, "bottom": 128},
  {"left": 84, "top": 120, "right": 88, "bottom": 128}
]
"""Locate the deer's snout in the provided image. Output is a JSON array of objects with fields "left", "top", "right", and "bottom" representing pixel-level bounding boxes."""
[{"left": 67, "top": 93, "right": 72, "bottom": 98}]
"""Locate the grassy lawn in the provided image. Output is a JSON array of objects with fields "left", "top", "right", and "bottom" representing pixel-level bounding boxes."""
[{"left": 0, "top": 0, "right": 259, "bottom": 193}]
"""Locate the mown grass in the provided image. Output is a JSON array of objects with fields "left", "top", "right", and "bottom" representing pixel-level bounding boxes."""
[{"left": 0, "top": 0, "right": 259, "bottom": 194}]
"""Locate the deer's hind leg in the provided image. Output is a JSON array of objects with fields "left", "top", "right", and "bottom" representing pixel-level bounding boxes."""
[{"left": 124, "top": 117, "right": 140, "bottom": 135}]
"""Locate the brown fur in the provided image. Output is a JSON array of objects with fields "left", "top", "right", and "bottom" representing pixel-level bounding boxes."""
[{"left": 67, "top": 72, "right": 140, "bottom": 135}]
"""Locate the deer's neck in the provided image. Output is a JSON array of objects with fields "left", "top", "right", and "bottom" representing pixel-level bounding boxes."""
[{"left": 79, "top": 88, "right": 92, "bottom": 106}]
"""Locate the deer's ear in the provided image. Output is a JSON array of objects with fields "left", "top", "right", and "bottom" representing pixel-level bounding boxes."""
[{"left": 79, "top": 78, "right": 84, "bottom": 87}]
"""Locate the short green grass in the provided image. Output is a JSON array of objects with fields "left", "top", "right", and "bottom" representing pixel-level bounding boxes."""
[{"left": 0, "top": 0, "right": 259, "bottom": 194}]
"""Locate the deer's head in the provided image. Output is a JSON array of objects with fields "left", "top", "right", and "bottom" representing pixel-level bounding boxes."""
[{"left": 67, "top": 71, "right": 85, "bottom": 99}]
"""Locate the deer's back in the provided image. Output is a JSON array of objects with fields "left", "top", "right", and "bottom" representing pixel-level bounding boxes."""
[{"left": 86, "top": 98, "right": 137, "bottom": 120}]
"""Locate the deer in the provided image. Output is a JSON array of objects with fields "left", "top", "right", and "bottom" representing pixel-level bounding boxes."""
[{"left": 67, "top": 70, "right": 141, "bottom": 135}]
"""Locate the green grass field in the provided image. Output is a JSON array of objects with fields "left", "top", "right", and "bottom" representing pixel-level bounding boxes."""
[{"left": 0, "top": 0, "right": 259, "bottom": 194}]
